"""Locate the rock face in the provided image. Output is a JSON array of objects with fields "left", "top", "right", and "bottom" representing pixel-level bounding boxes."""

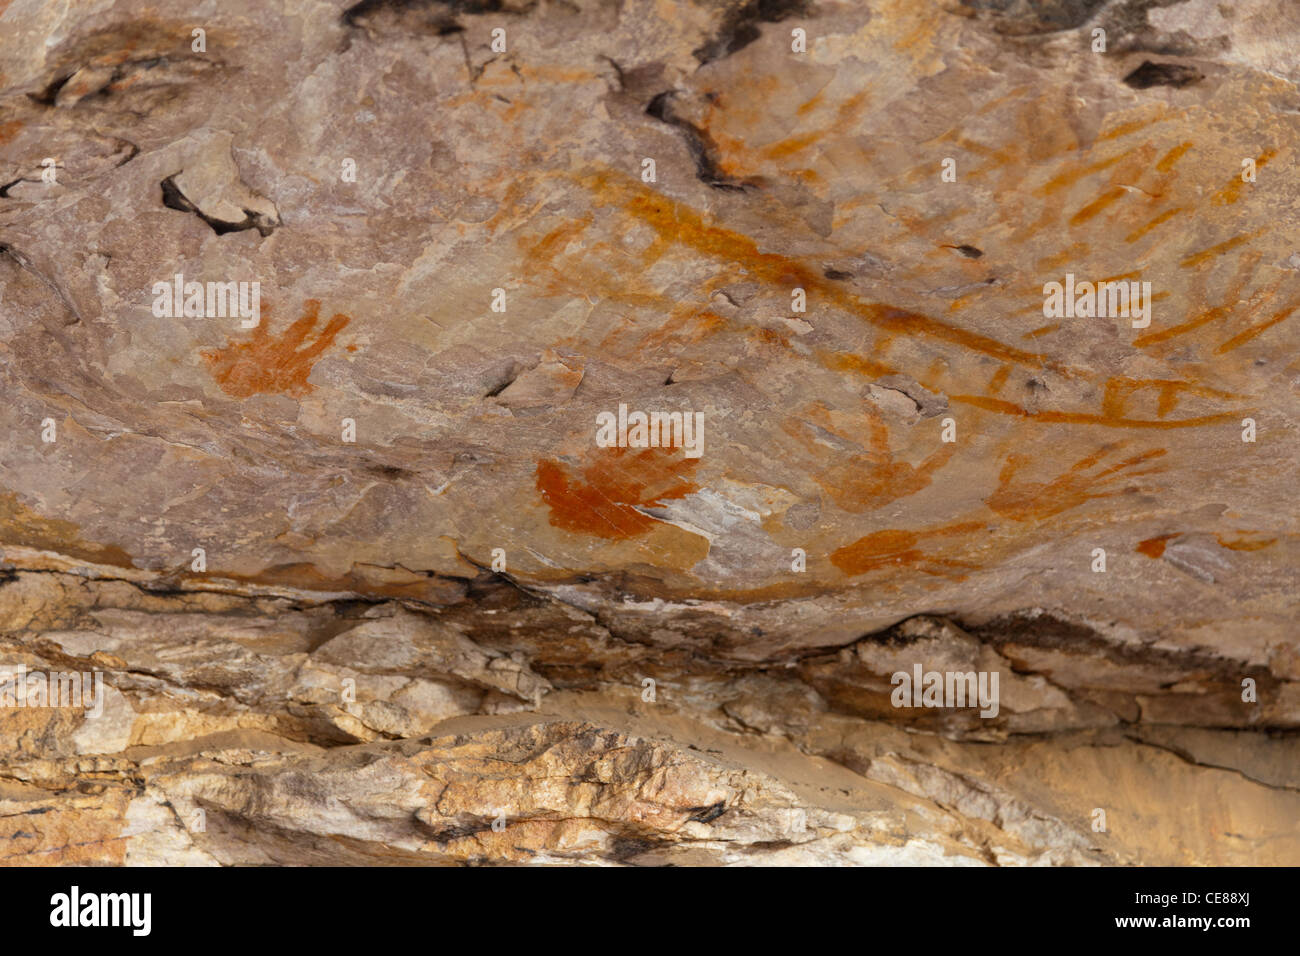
[{"left": 0, "top": 0, "right": 1297, "bottom": 865}]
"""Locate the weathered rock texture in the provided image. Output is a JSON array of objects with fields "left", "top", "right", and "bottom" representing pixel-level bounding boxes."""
[{"left": 0, "top": 0, "right": 1297, "bottom": 865}]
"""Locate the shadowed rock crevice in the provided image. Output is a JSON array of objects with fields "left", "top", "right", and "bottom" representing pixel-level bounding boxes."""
[
  {"left": 646, "top": 90, "right": 752, "bottom": 190},
  {"left": 1122, "top": 59, "right": 1205, "bottom": 88},
  {"left": 161, "top": 175, "right": 278, "bottom": 237}
]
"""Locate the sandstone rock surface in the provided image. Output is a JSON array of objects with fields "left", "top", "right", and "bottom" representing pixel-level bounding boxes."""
[{"left": 0, "top": 0, "right": 1296, "bottom": 865}]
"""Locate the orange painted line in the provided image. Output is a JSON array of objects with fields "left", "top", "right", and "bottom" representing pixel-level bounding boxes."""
[
  {"left": 1133, "top": 306, "right": 1228, "bottom": 348},
  {"left": 1038, "top": 148, "right": 1136, "bottom": 197},
  {"left": 1155, "top": 141, "right": 1194, "bottom": 173},
  {"left": 1069, "top": 186, "right": 1127, "bottom": 226},
  {"left": 1180, "top": 231, "right": 1262, "bottom": 268},
  {"left": 1126, "top": 207, "right": 1184, "bottom": 244},
  {"left": 1215, "top": 533, "right": 1277, "bottom": 552},
  {"left": 581, "top": 169, "right": 1054, "bottom": 370},
  {"left": 1215, "top": 302, "right": 1299, "bottom": 353},
  {"left": 951, "top": 394, "right": 1250, "bottom": 428},
  {"left": 1098, "top": 114, "right": 1165, "bottom": 142},
  {"left": 1211, "top": 148, "right": 1278, "bottom": 205}
]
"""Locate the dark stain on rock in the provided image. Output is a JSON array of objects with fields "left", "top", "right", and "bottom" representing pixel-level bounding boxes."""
[
  {"left": 958, "top": 0, "right": 1109, "bottom": 35},
  {"left": 412, "top": 818, "right": 493, "bottom": 845},
  {"left": 694, "top": 0, "right": 811, "bottom": 64},
  {"left": 607, "top": 833, "right": 670, "bottom": 863},
  {"left": 366, "top": 463, "right": 415, "bottom": 480},
  {"left": 972, "top": 610, "right": 1254, "bottom": 680},
  {"left": 342, "top": 0, "right": 535, "bottom": 36}
]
